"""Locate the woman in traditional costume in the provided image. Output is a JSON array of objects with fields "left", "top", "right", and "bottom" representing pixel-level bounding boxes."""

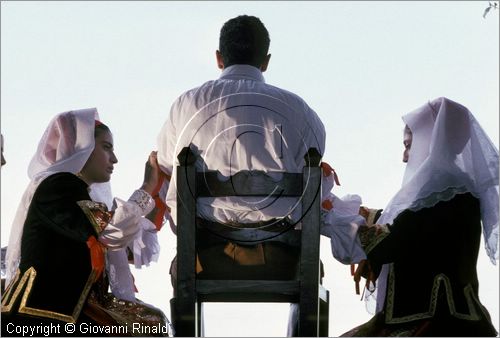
[
  {"left": 1, "top": 108, "right": 170, "bottom": 336},
  {"left": 343, "top": 97, "right": 498, "bottom": 336}
]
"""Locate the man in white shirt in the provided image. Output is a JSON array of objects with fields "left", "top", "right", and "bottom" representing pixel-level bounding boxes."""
[
  {"left": 158, "top": 15, "right": 325, "bottom": 227},
  {"left": 157, "top": 13, "right": 326, "bottom": 300}
]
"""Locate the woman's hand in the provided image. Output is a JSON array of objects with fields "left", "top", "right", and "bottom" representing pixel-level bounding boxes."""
[
  {"left": 141, "top": 151, "right": 161, "bottom": 195},
  {"left": 351, "top": 259, "right": 378, "bottom": 295},
  {"left": 359, "top": 206, "right": 370, "bottom": 220}
]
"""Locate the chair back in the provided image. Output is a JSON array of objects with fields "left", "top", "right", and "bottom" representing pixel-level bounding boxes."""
[{"left": 174, "top": 146, "right": 327, "bottom": 336}]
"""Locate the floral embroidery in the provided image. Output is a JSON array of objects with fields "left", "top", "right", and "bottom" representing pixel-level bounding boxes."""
[
  {"left": 129, "top": 189, "right": 154, "bottom": 215},
  {"left": 358, "top": 224, "right": 390, "bottom": 255}
]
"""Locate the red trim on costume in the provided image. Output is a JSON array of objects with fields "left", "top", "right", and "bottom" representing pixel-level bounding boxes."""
[
  {"left": 95, "top": 120, "right": 103, "bottom": 127},
  {"left": 86, "top": 236, "right": 105, "bottom": 282},
  {"left": 351, "top": 263, "right": 361, "bottom": 295}
]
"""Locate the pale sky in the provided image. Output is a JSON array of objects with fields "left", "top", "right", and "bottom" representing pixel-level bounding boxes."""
[{"left": 1, "top": 1, "right": 498, "bottom": 336}]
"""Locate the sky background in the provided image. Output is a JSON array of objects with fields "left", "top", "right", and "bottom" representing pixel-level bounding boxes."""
[{"left": 1, "top": 1, "right": 498, "bottom": 336}]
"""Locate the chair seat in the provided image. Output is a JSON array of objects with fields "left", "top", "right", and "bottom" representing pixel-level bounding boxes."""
[
  {"left": 197, "top": 280, "right": 300, "bottom": 302},
  {"left": 197, "top": 280, "right": 329, "bottom": 304}
]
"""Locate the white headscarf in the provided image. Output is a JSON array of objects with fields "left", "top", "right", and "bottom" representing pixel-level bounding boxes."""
[
  {"left": 371, "top": 97, "right": 499, "bottom": 313},
  {"left": 5, "top": 108, "right": 101, "bottom": 283}
]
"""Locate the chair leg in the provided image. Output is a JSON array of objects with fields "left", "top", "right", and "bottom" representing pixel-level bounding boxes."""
[
  {"left": 169, "top": 298, "right": 178, "bottom": 336},
  {"left": 298, "top": 295, "right": 319, "bottom": 336},
  {"left": 197, "top": 301, "right": 204, "bottom": 337},
  {"left": 171, "top": 297, "right": 196, "bottom": 336},
  {"left": 319, "top": 291, "right": 329, "bottom": 337}
]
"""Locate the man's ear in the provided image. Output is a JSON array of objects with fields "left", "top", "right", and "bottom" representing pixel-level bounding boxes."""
[
  {"left": 216, "top": 50, "right": 224, "bottom": 70},
  {"left": 260, "top": 54, "right": 271, "bottom": 72}
]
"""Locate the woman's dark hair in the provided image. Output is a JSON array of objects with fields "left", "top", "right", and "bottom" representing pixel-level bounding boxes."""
[
  {"left": 94, "top": 122, "right": 110, "bottom": 138},
  {"left": 219, "top": 15, "right": 270, "bottom": 68}
]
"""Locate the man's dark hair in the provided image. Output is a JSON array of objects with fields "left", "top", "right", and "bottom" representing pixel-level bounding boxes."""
[{"left": 219, "top": 15, "right": 270, "bottom": 68}]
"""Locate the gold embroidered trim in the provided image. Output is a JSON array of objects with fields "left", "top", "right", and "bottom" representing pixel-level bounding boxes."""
[
  {"left": 3, "top": 266, "right": 96, "bottom": 323},
  {"left": 385, "top": 265, "right": 482, "bottom": 324},
  {"left": 359, "top": 224, "right": 390, "bottom": 255},
  {"left": 366, "top": 208, "right": 380, "bottom": 226},
  {"left": 1, "top": 270, "right": 22, "bottom": 312},
  {"left": 77, "top": 200, "right": 113, "bottom": 234}
]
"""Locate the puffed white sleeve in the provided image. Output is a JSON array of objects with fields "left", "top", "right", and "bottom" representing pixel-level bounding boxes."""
[
  {"left": 319, "top": 164, "right": 367, "bottom": 264},
  {"left": 321, "top": 193, "right": 367, "bottom": 264},
  {"left": 128, "top": 217, "right": 161, "bottom": 268},
  {"left": 106, "top": 215, "right": 162, "bottom": 302},
  {"left": 99, "top": 189, "right": 155, "bottom": 249}
]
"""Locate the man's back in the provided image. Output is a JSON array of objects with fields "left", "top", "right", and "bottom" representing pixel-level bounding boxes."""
[{"left": 158, "top": 64, "right": 325, "bottom": 224}]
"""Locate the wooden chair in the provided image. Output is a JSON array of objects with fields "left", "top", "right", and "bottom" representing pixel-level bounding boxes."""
[{"left": 172, "top": 147, "right": 329, "bottom": 337}]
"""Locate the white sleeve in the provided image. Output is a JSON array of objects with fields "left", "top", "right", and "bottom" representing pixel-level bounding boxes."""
[
  {"left": 321, "top": 193, "right": 367, "bottom": 264},
  {"left": 302, "top": 104, "right": 326, "bottom": 156},
  {"left": 128, "top": 217, "right": 161, "bottom": 268},
  {"left": 157, "top": 103, "right": 178, "bottom": 233},
  {"left": 157, "top": 101, "right": 178, "bottom": 177},
  {"left": 99, "top": 189, "right": 155, "bottom": 249},
  {"left": 107, "top": 249, "right": 136, "bottom": 302},
  {"left": 156, "top": 178, "right": 176, "bottom": 234}
]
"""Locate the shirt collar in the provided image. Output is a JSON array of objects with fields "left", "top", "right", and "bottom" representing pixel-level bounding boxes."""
[{"left": 219, "top": 64, "right": 265, "bottom": 83}]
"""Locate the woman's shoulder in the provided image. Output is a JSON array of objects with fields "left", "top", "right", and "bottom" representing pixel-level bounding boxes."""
[
  {"left": 40, "top": 172, "right": 86, "bottom": 186},
  {"left": 438, "top": 191, "right": 479, "bottom": 208},
  {"left": 425, "top": 192, "right": 480, "bottom": 221},
  {"left": 35, "top": 172, "right": 89, "bottom": 198},
  {"left": 450, "top": 191, "right": 480, "bottom": 209}
]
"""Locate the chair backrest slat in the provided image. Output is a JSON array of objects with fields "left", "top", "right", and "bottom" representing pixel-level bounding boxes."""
[{"left": 196, "top": 171, "right": 303, "bottom": 197}]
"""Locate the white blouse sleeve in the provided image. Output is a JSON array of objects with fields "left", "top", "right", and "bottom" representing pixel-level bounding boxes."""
[
  {"left": 99, "top": 189, "right": 155, "bottom": 249},
  {"left": 321, "top": 193, "right": 367, "bottom": 264},
  {"left": 319, "top": 166, "right": 367, "bottom": 264},
  {"left": 128, "top": 217, "right": 160, "bottom": 269}
]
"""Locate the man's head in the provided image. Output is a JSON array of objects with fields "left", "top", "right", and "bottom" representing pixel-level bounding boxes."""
[{"left": 217, "top": 15, "right": 271, "bottom": 71}]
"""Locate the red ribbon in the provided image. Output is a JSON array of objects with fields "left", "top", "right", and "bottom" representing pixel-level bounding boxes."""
[
  {"left": 320, "top": 162, "right": 341, "bottom": 186},
  {"left": 150, "top": 173, "right": 171, "bottom": 231}
]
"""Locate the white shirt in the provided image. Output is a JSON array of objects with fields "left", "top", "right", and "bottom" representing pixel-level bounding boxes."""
[{"left": 157, "top": 64, "right": 326, "bottom": 225}]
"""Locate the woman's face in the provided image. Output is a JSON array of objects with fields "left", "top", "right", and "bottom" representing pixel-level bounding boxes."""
[
  {"left": 403, "top": 126, "right": 413, "bottom": 163},
  {"left": 80, "top": 129, "right": 118, "bottom": 184}
]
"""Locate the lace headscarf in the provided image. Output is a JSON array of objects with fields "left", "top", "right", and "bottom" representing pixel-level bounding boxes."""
[
  {"left": 5, "top": 108, "right": 102, "bottom": 283},
  {"left": 371, "top": 97, "right": 499, "bottom": 313}
]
